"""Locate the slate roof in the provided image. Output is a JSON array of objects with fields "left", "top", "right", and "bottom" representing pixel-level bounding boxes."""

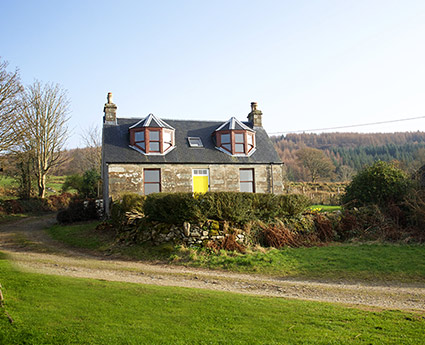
[
  {"left": 103, "top": 118, "right": 282, "bottom": 164},
  {"left": 215, "top": 117, "right": 254, "bottom": 132},
  {"left": 129, "top": 113, "right": 174, "bottom": 130}
]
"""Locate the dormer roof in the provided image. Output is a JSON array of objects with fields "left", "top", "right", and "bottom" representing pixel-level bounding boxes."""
[
  {"left": 215, "top": 117, "right": 255, "bottom": 132},
  {"left": 129, "top": 113, "right": 175, "bottom": 130}
]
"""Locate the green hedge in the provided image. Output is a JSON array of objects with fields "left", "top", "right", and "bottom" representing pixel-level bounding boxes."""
[
  {"left": 110, "top": 193, "right": 146, "bottom": 227},
  {"left": 142, "top": 192, "right": 310, "bottom": 224}
]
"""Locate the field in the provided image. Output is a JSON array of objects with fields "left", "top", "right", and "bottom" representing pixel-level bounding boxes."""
[
  {"left": 47, "top": 222, "right": 425, "bottom": 283},
  {"left": 0, "top": 175, "right": 69, "bottom": 198},
  {"left": 0, "top": 252, "right": 424, "bottom": 345}
]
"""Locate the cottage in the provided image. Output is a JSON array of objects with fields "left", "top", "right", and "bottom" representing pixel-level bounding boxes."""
[{"left": 101, "top": 93, "right": 284, "bottom": 214}]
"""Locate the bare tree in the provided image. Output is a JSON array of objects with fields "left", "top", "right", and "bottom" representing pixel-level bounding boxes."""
[
  {"left": 0, "top": 58, "right": 24, "bottom": 152},
  {"left": 80, "top": 124, "right": 101, "bottom": 173},
  {"left": 20, "top": 81, "right": 70, "bottom": 198}
]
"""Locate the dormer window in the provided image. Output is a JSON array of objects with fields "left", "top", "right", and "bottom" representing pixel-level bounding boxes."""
[
  {"left": 134, "top": 130, "right": 145, "bottom": 150},
  {"left": 214, "top": 117, "right": 256, "bottom": 156},
  {"left": 129, "top": 114, "right": 175, "bottom": 155}
]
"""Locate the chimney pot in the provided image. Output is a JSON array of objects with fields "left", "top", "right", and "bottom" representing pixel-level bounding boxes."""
[
  {"left": 247, "top": 101, "right": 262, "bottom": 127},
  {"left": 104, "top": 92, "right": 117, "bottom": 125}
]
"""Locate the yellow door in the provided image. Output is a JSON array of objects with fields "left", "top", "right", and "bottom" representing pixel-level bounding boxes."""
[{"left": 193, "top": 169, "right": 209, "bottom": 193}]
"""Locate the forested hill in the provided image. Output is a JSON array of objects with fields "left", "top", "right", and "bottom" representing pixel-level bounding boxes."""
[{"left": 271, "top": 132, "right": 425, "bottom": 181}]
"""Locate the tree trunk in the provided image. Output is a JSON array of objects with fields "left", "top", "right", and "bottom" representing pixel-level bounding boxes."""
[{"left": 38, "top": 173, "right": 46, "bottom": 198}]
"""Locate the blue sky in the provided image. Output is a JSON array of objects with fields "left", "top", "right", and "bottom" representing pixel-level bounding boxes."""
[{"left": 2, "top": 0, "right": 425, "bottom": 148}]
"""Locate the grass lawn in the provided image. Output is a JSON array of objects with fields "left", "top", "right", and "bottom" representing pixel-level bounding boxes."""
[
  {"left": 309, "top": 205, "right": 341, "bottom": 212},
  {"left": 47, "top": 222, "right": 425, "bottom": 283},
  {"left": 0, "top": 252, "right": 424, "bottom": 345}
]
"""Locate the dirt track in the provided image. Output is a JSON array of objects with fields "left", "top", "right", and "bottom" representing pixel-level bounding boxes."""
[{"left": 1, "top": 215, "right": 424, "bottom": 313}]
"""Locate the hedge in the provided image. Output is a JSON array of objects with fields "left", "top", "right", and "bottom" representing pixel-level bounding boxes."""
[{"left": 142, "top": 192, "right": 310, "bottom": 224}]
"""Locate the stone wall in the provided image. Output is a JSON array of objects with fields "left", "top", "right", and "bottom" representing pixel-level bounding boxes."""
[
  {"left": 107, "top": 163, "right": 284, "bottom": 200},
  {"left": 138, "top": 219, "right": 246, "bottom": 246}
]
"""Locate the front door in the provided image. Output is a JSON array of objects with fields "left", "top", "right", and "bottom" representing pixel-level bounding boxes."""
[{"left": 193, "top": 169, "right": 209, "bottom": 193}]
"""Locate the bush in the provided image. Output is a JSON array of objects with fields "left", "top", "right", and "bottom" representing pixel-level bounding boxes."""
[
  {"left": 81, "top": 169, "right": 101, "bottom": 198},
  {"left": 141, "top": 192, "right": 311, "bottom": 225},
  {"left": 199, "top": 192, "right": 255, "bottom": 223},
  {"left": 342, "top": 161, "right": 411, "bottom": 209},
  {"left": 56, "top": 198, "right": 100, "bottom": 224},
  {"left": 61, "top": 169, "right": 100, "bottom": 198},
  {"left": 110, "top": 193, "right": 146, "bottom": 228},
  {"left": 275, "top": 194, "right": 311, "bottom": 217},
  {"left": 45, "top": 193, "right": 73, "bottom": 211},
  {"left": 335, "top": 205, "right": 404, "bottom": 242},
  {"left": 144, "top": 193, "right": 203, "bottom": 224}
]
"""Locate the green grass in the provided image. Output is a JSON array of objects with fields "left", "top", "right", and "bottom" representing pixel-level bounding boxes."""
[
  {"left": 309, "top": 205, "right": 341, "bottom": 212},
  {"left": 0, "top": 175, "right": 72, "bottom": 198},
  {"left": 47, "top": 222, "right": 109, "bottom": 250},
  {"left": 47, "top": 222, "right": 425, "bottom": 283},
  {"left": 184, "top": 244, "right": 425, "bottom": 282},
  {"left": 0, "top": 253, "right": 424, "bottom": 344},
  {"left": 0, "top": 213, "right": 28, "bottom": 223},
  {"left": 0, "top": 176, "right": 18, "bottom": 189},
  {"left": 45, "top": 175, "right": 67, "bottom": 194}
]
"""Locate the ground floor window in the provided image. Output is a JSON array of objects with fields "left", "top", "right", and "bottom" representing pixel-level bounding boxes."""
[
  {"left": 144, "top": 169, "right": 161, "bottom": 195},
  {"left": 240, "top": 168, "right": 254, "bottom": 192}
]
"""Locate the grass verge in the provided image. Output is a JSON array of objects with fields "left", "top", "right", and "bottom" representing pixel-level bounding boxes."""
[
  {"left": 47, "top": 222, "right": 109, "bottom": 250},
  {"left": 47, "top": 222, "right": 425, "bottom": 283},
  {"left": 0, "top": 253, "right": 424, "bottom": 344},
  {"left": 0, "top": 214, "right": 28, "bottom": 224}
]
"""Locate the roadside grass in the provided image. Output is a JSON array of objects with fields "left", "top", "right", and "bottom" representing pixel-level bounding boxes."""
[
  {"left": 183, "top": 244, "right": 425, "bottom": 283},
  {"left": 0, "top": 214, "right": 28, "bottom": 224},
  {"left": 0, "top": 254, "right": 424, "bottom": 345},
  {"left": 47, "top": 222, "right": 425, "bottom": 283},
  {"left": 47, "top": 222, "right": 110, "bottom": 250},
  {"left": 309, "top": 205, "right": 341, "bottom": 212}
]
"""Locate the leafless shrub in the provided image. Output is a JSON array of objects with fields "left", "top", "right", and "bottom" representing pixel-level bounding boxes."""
[
  {"left": 221, "top": 234, "right": 246, "bottom": 253},
  {"left": 314, "top": 214, "right": 334, "bottom": 242}
]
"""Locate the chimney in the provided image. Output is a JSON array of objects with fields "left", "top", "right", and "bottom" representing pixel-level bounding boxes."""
[
  {"left": 104, "top": 92, "right": 117, "bottom": 125},
  {"left": 247, "top": 101, "right": 262, "bottom": 127}
]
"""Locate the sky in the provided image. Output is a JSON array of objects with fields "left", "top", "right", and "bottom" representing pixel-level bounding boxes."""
[{"left": 2, "top": 0, "right": 425, "bottom": 148}]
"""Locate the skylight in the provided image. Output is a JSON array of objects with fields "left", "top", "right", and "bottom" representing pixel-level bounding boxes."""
[{"left": 188, "top": 137, "right": 203, "bottom": 147}]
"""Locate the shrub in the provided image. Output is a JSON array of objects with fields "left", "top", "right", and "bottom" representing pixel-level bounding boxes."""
[
  {"left": 61, "top": 174, "right": 84, "bottom": 193},
  {"left": 110, "top": 193, "right": 146, "bottom": 228},
  {"left": 199, "top": 192, "right": 255, "bottom": 223},
  {"left": 275, "top": 194, "right": 311, "bottom": 217},
  {"left": 61, "top": 169, "right": 101, "bottom": 198},
  {"left": 144, "top": 193, "right": 202, "bottom": 224},
  {"left": 81, "top": 169, "right": 101, "bottom": 198},
  {"left": 45, "top": 193, "right": 73, "bottom": 211},
  {"left": 142, "top": 192, "right": 311, "bottom": 225},
  {"left": 335, "top": 205, "right": 403, "bottom": 242},
  {"left": 260, "top": 221, "right": 302, "bottom": 248},
  {"left": 56, "top": 198, "right": 100, "bottom": 224},
  {"left": 342, "top": 161, "right": 412, "bottom": 209}
]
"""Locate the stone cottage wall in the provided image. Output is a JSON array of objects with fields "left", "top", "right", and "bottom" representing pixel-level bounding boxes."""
[{"left": 107, "top": 163, "right": 284, "bottom": 200}]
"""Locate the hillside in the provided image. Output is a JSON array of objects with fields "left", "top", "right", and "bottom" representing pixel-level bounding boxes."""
[{"left": 271, "top": 132, "right": 425, "bottom": 181}]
